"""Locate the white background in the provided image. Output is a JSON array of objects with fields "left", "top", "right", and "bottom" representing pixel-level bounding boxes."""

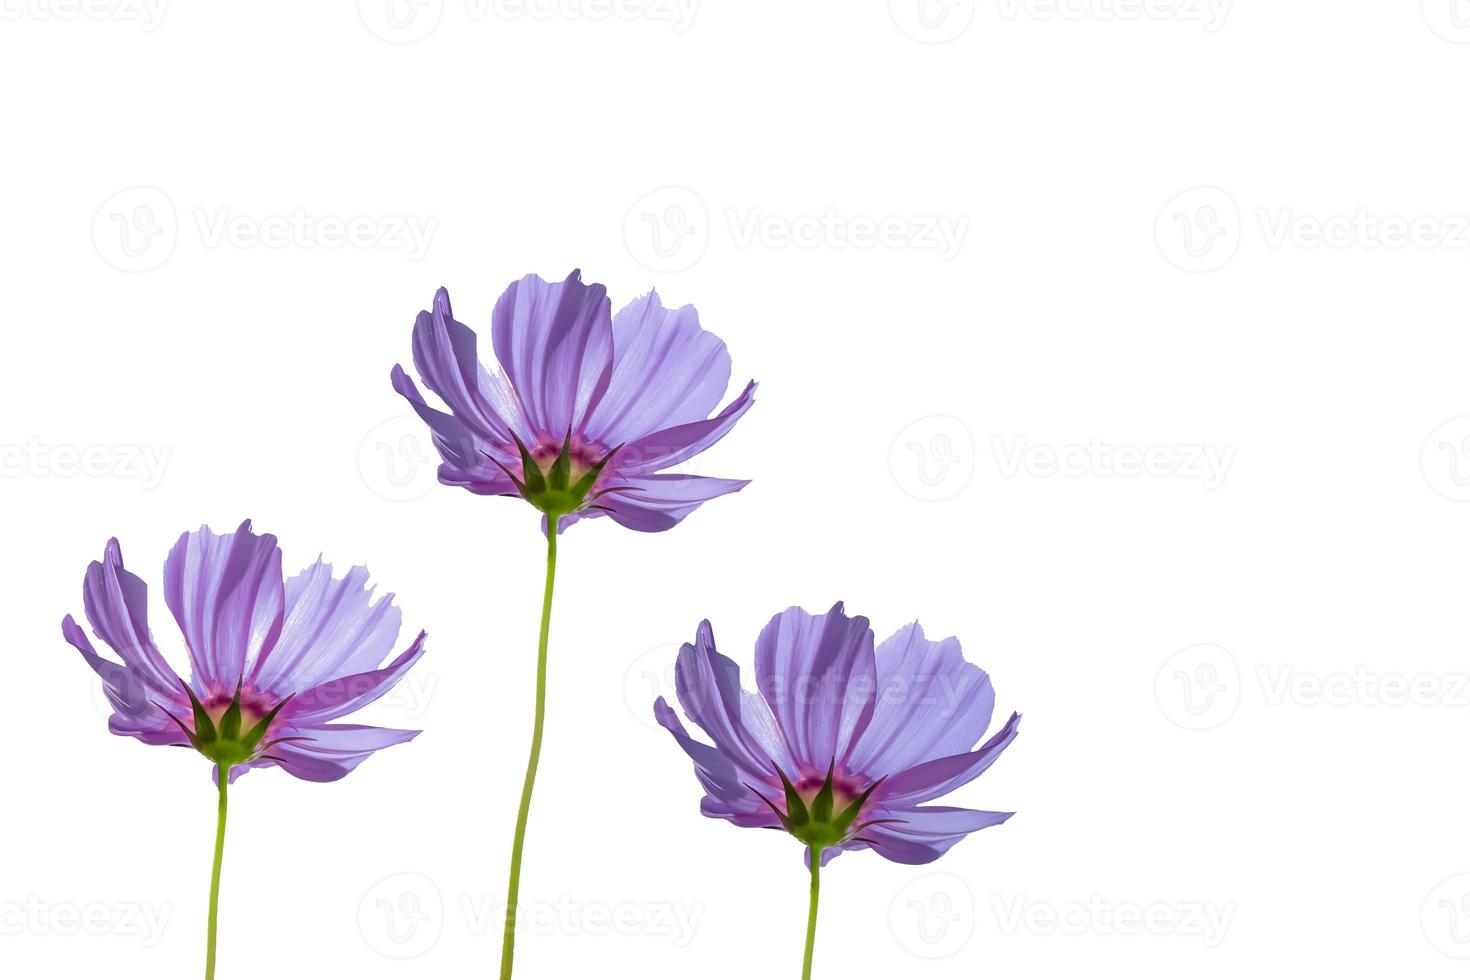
[{"left": 3, "top": 1, "right": 1470, "bottom": 977}]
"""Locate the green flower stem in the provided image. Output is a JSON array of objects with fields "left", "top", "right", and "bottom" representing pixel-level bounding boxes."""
[
  {"left": 205, "top": 769, "right": 229, "bottom": 980},
  {"left": 803, "top": 847, "right": 823, "bottom": 980},
  {"left": 500, "top": 516, "right": 561, "bottom": 979}
]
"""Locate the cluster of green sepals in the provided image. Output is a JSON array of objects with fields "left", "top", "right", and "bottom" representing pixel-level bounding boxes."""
[
  {"left": 750, "top": 763, "right": 890, "bottom": 856},
  {"left": 491, "top": 429, "right": 625, "bottom": 519},
  {"left": 160, "top": 681, "right": 298, "bottom": 772}
]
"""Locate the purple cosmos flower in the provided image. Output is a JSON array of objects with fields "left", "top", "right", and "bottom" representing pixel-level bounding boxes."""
[
  {"left": 390, "top": 270, "right": 755, "bottom": 532},
  {"left": 655, "top": 602, "right": 1020, "bottom": 866},
  {"left": 61, "top": 520, "right": 426, "bottom": 979},
  {"left": 61, "top": 519, "right": 427, "bottom": 782}
]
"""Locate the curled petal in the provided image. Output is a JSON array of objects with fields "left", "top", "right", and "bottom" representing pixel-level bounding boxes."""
[
  {"left": 881, "top": 712, "right": 1021, "bottom": 808},
  {"left": 599, "top": 474, "right": 750, "bottom": 533}
]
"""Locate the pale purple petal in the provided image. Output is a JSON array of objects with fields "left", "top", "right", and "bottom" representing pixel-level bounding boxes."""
[
  {"left": 881, "top": 712, "right": 1021, "bottom": 808},
  {"left": 581, "top": 290, "right": 732, "bottom": 446},
  {"left": 81, "top": 538, "right": 182, "bottom": 694},
  {"left": 285, "top": 630, "right": 426, "bottom": 725},
  {"left": 654, "top": 697, "right": 775, "bottom": 827},
  {"left": 846, "top": 624, "right": 995, "bottom": 777},
  {"left": 674, "top": 621, "right": 795, "bottom": 778},
  {"left": 491, "top": 270, "right": 613, "bottom": 437},
  {"left": 753, "top": 603, "right": 877, "bottom": 772},
  {"left": 268, "top": 724, "right": 421, "bottom": 783},
  {"left": 599, "top": 474, "right": 751, "bottom": 533},
  {"left": 163, "top": 520, "right": 284, "bottom": 690},
  {"left": 409, "top": 287, "right": 525, "bottom": 444},
  {"left": 618, "top": 380, "right": 756, "bottom": 474},
  {"left": 391, "top": 364, "right": 520, "bottom": 494},
  {"left": 252, "top": 561, "right": 403, "bottom": 693},
  {"left": 859, "top": 806, "right": 1014, "bottom": 865},
  {"left": 62, "top": 615, "right": 184, "bottom": 746}
]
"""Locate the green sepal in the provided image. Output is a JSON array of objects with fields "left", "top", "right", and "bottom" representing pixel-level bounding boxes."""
[
  {"left": 811, "top": 762, "right": 836, "bottom": 824},
  {"left": 183, "top": 685, "right": 217, "bottom": 744},
  {"left": 511, "top": 433, "right": 547, "bottom": 496},
  {"left": 568, "top": 444, "right": 621, "bottom": 500},
  {"left": 219, "top": 680, "right": 243, "bottom": 741},
  {"left": 240, "top": 695, "right": 292, "bottom": 751},
  {"left": 547, "top": 428, "right": 574, "bottom": 490},
  {"left": 775, "top": 765, "right": 810, "bottom": 827},
  {"left": 832, "top": 778, "right": 884, "bottom": 835}
]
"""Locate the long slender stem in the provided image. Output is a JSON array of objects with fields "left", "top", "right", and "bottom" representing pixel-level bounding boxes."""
[
  {"left": 205, "top": 769, "right": 229, "bottom": 980},
  {"left": 500, "top": 517, "right": 561, "bottom": 979},
  {"left": 803, "top": 847, "right": 822, "bottom": 980}
]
